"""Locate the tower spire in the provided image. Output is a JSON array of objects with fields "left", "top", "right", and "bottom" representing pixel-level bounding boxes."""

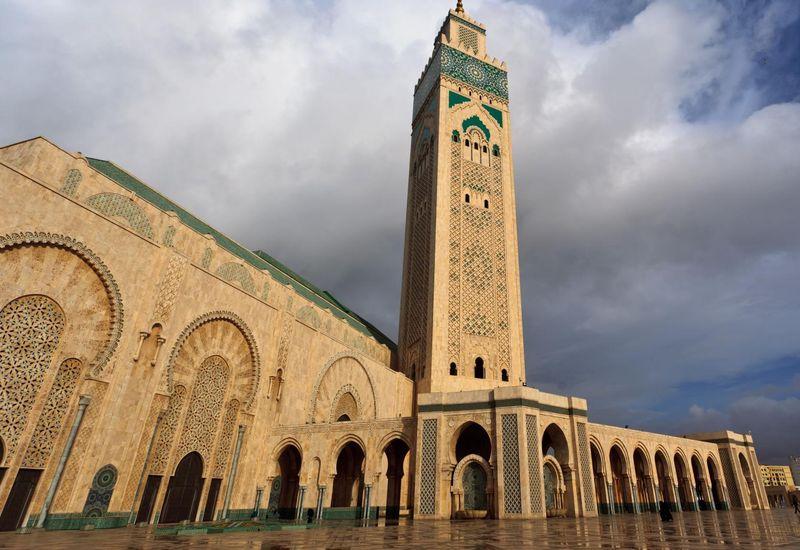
[{"left": 456, "top": 0, "right": 464, "bottom": 15}]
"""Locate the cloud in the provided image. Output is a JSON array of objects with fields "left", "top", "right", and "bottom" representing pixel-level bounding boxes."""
[{"left": 0, "top": 1, "right": 798, "bottom": 460}]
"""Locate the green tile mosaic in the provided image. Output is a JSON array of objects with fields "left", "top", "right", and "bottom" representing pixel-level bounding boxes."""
[
  {"left": 482, "top": 103, "right": 503, "bottom": 127},
  {"left": 462, "top": 115, "right": 491, "bottom": 140},
  {"left": 449, "top": 90, "right": 471, "bottom": 108},
  {"left": 441, "top": 44, "right": 508, "bottom": 100}
]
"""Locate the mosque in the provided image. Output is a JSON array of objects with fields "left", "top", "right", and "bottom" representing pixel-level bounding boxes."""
[{"left": 0, "top": 1, "right": 768, "bottom": 532}]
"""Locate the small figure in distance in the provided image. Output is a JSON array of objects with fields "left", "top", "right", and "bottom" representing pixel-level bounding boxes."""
[
  {"left": 659, "top": 500, "right": 673, "bottom": 522},
  {"left": 792, "top": 494, "right": 799, "bottom": 514}
]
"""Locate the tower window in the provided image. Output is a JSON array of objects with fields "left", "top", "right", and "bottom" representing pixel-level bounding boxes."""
[
  {"left": 484, "top": 199, "right": 489, "bottom": 209},
  {"left": 474, "top": 357, "right": 485, "bottom": 379},
  {"left": 465, "top": 139, "right": 470, "bottom": 147},
  {"left": 473, "top": 142, "right": 479, "bottom": 150},
  {"left": 452, "top": 130, "right": 460, "bottom": 143},
  {"left": 465, "top": 194, "right": 470, "bottom": 203},
  {"left": 492, "top": 144, "right": 500, "bottom": 157},
  {"left": 450, "top": 362, "right": 457, "bottom": 376},
  {"left": 482, "top": 145, "right": 488, "bottom": 153},
  {"left": 501, "top": 369, "right": 509, "bottom": 382}
]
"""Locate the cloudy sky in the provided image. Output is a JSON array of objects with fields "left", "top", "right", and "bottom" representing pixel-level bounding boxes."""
[{"left": 2, "top": 0, "right": 798, "bottom": 464}]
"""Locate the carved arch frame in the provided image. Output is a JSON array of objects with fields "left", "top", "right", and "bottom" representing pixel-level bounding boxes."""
[
  {"left": 306, "top": 352, "right": 377, "bottom": 424},
  {"left": 0, "top": 231, "right": 124, "bottom": 377},
  {"left": 165, "top": 311, "right": 261, "bottom": 411}
]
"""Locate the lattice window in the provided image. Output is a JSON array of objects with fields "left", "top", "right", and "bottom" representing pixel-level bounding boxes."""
[
  {"left": 0, "top": 295, "right": 65, "bottom": 458},
  {"left": 151, "top": 385, "right": 186, "bottom": 474},
  {"left": 22, "top": 358, "right": 82, "bottom": 468},
  {"left": 216, "top": 262, "right": 256, "bottom": 294},
  {"left": 212, "top": 399, "right": 240, "bottom": 477},
  {"left": 526, "top": 415, "right": 543, "bottom": 514},
  {"left": 720, "top": 449, "right": 742, "bottom": 508},
  {"left": 419, "top": 418, "right": 438, "bottom": 515},
  {"left": 175, "top": 355, "right": 229, "bottom": 463},
  {"left": 85, "top": 192, "right": 155, "bottom": 239},
  {"left": 162, "top": 226, "right": 177, "bottom": 247},
  {"left": 61, "top": 168, "right": 82, "bottom": 197},
  {"left": 502, "top": 414, "right": 522, "bottom": 514},
  {"left": 297, "top": 306, "right": 321, "bottom": 330},
  {"left": 201, "top": 248, "right": 213, "bottom": 269},
  {"left": 576, "top": 422, "right": 596, "bottom": 512},
  {"left": 82, "top": 464, "right": 118, "bottom": 516},
  {"left": 458, "top": 26, "right": 479, "bottom": 53},
  {"left": 463, "top": 161, "right": 490, "bottom": 193}
]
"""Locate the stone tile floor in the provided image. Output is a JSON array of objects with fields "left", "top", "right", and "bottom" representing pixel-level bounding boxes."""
[{"left": 1, "top": 510, "right": 799, "bottom": 549}]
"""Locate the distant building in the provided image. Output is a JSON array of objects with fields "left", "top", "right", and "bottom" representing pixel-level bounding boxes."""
[
  {"left": 760, "top": 465, "right": 794, "bottom": 488},
  {"left": 760, "top": 465, "right": 795, "bottom": 508},
  {"left": 790, "top": 456, "right": 800, "bottom": 487}
]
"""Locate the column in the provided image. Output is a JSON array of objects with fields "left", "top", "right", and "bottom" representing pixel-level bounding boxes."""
[
  {"left": 315, "top": 485, "right": 326, "bottom": 523},
  {"left": 295, "top": 486, "right": 306, "bottom": 521},
  {"left": 35, "top": 395, "right": 91, "bottom": 528},
  {"left": 222, "top": 425, "right": 246, "bottom": 520}
]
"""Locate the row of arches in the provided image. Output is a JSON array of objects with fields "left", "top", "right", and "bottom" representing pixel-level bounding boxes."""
[
  {"left": 447, "top": 357, "right": 509, "bottom": 381},
  {"left": 264, "top": 435, "right": 411, "bottom": 523},
  {"left": 588, "top": 440, "right": 751, "bottom": 514}
]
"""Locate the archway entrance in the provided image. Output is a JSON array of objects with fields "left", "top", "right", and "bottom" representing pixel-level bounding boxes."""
[
  {"left": 590, "top": 443, "right": 609, "bottom": 514},
  {"left": 655, "top": 450, "right": 674, "bottom": 510},
  {"left": 738, "top": 453, "right": 758, "bottom": 508},
  {"left": 451, "top": 422, "right": 493, "bottom": 519},
  {"left": 161, "top": 452, "right": 204, "bottom": 524},
  {"left": 276, "top": 445, "right": 302, "bottom": 519},
  {"left": 383, "top": 439, "right": 410, "bottom": 521},
  {"left": 609, "top": 446, "right": 629, "bottom": 513},
  {"left": 541, "top": 424, "right": 571, "bottom": 517},
  {"left": 634, "top": 448, "right": 655, "bottom": 512},
  {"left": 707, "top": 457, "right": 725, "bottom": 509},
  {"left": 331, "top": 442, "right": 364, "bottom": 508},
  {"left": 674, "top": 454, "right": 694, "bottom": 511},
  {"left": 456, "top": 422, "right": 491, "bottom": 462},
  {"left": 691, "top": 455, "right": 708, "bottom": 510}
]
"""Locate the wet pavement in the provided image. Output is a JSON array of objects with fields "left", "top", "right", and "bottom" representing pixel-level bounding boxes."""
[{"left": 1, "top": 509, "right": 799, "bottom": 548}]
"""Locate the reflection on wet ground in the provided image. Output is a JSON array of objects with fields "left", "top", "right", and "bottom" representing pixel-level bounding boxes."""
[{"left": 2, "top": 509, "right": 799, "bottom": 548}]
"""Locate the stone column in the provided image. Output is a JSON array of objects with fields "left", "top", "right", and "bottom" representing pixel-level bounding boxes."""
[
  {"left": 315, "top": 485, "right": 326, "bottom": 522},
  {"left": 128, "top": 412, "right": 163, "bottom": 524},
  {"left": 295, "top": 485, "right": 306, "bottom": 521},
  {"left": 607, "top": 482, "right": 615, "bottom": 514},
  {"left": 253, "top": 486, "right": 264, "bottom": 519},
  {"left": 674, "top": 484, "right": 682, "bottom": 512},
  {"left": 222, "top": 425, "right": 246, "bottom": 519},
  {"left": 362, "top": 484, "right": 372, "bottom": 520},
  {"left": 35, "top": 395, "right": 91, "bottom": 528}
]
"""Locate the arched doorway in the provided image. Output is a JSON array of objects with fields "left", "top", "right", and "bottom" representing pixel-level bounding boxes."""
[
  {"left": 654, "top": 450, "right": 675, "bottom": 510},
  {"left": 161, "top": 452, "right": 204, "bottom": 524},
  {"left": 541, "top": 424, "right": 572, "bottom": 517},
  {"left": 451, "top": 422, "right": 493, "bottom": 518},
  {"left": 609, "top": 445, "right": 630, "bottom": 513},
  {"left": 738, "top": 453, "right": 758, "bottom": 508},
  {"left": 276, "top": 445, "right": 302, "bottom": 519},
  {"left": 455, "top": 422, "right": 491, "bottom": 462},
  {"left": 590, "top": 442, "right": 609, "bottom": 514},
  {"left": 674, "top": 453, "right": 694, "bottom": 511},
  {"left": 331, "top": 442, "right": 365, "bottom": 509},
  {"left": 383, "top": 439, "right": 410, "bottom": 521},
  {"left": 634, "top": 448, "right": 655, "bottom": 512},
  {"left": 707, "top": 457, "right": 725, "bottom": 509},
  {"left": 691, "top": 455, "right": 708, "bottom": 510}
]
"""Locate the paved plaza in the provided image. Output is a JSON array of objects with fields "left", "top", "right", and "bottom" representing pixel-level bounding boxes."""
[{"left": 1, "top": 510, "right": 799, "bottom": 549}]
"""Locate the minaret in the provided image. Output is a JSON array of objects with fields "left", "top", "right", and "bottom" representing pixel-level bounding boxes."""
[{"left": 398, "top": 2, "right": 525, "bottom": 394}]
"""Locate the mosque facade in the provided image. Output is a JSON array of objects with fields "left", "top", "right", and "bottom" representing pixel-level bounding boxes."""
[{"left": 0, "top": 1, "right": 767, "bottom": 532}]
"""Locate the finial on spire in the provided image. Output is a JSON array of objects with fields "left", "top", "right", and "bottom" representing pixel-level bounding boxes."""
[{"left": 456, "top": 0, "right": 465, "bottom": 15}]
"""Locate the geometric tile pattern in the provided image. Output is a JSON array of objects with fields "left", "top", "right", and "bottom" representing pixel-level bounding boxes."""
[
  {"left": 85, "top": 192, "right": 155, "bottom": 240},
  {"left": 501, "top": 414, "right": 522, "bottom": 514},
  {"left": 526, "top": 414, "right": 543, "bottom": 514},
  {"left": 419, "top": 418, "right": 438, "bottom": 515},
  {"left": 576, "top": 422, "right": 596, "bottom": 512},
  {"left": 441, "top": 45, "right": 509, "bottom": 100},
  {"left": 22, "top": 358, "right": 82, "bottom": 468},
  {"left": 82, "top": 464, "right": 118, "bottom": 517},
  {"left": 0, "top": 294, "right": 65, "bottom": 459}
]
